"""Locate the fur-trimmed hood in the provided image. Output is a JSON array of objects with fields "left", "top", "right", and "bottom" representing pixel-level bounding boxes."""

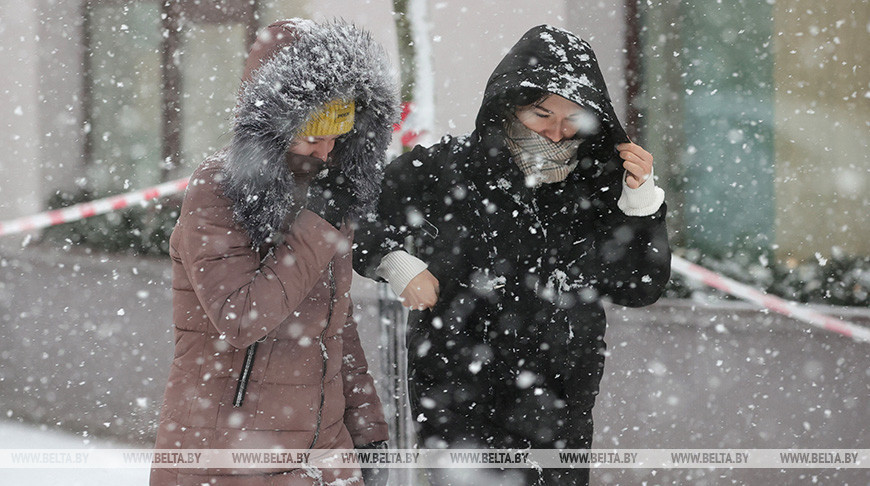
[{"left": 224, "top": 19, "right": 398, "bottom": 247}]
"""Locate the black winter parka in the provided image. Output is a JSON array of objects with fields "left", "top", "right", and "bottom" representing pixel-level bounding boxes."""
[{"left": 356, "top": 25, "right": 671, "bottom": 449}]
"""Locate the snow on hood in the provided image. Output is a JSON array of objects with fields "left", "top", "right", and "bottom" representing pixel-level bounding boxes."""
[
  {"left": 475, "top": 24, "right": 628, "bottom": 145},
  {"left": 224, "top": 19, "right": 399, "bottom": 247}
]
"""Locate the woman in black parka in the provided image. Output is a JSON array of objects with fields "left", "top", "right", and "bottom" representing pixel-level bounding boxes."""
[{"left": 356, "top": 25, "right": 671, "bottom": 485}]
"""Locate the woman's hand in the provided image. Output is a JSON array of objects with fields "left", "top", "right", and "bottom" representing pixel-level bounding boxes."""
[
  {"left": 617, "top": 142, "right": 653, "bottom": 189},
  {"left": 400, "top": 270, "right": 440, "bottom": 310}
]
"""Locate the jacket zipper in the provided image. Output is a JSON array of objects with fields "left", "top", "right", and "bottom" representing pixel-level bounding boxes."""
[
  {"left": 308, "top": 260, "right": 335, "bottom": 449},
  {"left": 233, "top": 247, "right": 277, "bottom": 408},
  {"left": 232, "top": 341, "right": 259, "bottom": 407}
]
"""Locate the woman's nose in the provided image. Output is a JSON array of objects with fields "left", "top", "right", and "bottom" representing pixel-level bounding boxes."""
[
  {"left": 311, "top": 140, "right": 334, "bottom": 161},
  {"left": 542, "top": 126, "right": 563, "bottom": 143},
  {"left": 545, "top": 121, "right": 578, "bottom": 142}
]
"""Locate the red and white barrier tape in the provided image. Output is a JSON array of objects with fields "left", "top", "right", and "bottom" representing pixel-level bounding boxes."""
[
  {"left": 393, "top": 101, "right": 425, "bottom": 148},
  {"left": 0, "top": 178, "right": 189, "bottom": 237},
  {"left": 0, "top": 176, "right": 865, "bottom": 343},
  {"left": 672, "top": 255, "right": 870, "bottom": 344}
]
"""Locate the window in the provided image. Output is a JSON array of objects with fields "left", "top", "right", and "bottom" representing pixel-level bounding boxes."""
[
  {"left": 82, "top": 0, "right": 257, "bottom": 194},
  {"left": 83, "top": 1, "right": 163, "bottom": 192},
  {"left": 631, "top": 0, "right": 869, "bottom": 260}
]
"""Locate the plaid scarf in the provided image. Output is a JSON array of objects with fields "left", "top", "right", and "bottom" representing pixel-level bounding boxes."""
[{"left": 504, "top": 117, "right": 581, "bottom": 186}]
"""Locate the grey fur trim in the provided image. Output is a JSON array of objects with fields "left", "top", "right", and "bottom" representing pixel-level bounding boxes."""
[{"left": 224, "top": 19, "right": 398, "bottom": 247}]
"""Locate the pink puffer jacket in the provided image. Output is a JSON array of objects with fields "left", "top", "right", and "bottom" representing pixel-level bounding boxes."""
[{"left": 150, "top": 158, "right": 388, "bottom": 485}]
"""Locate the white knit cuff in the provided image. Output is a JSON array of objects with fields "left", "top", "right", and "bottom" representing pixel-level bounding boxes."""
[
  {"left": 617, "top": 169, "right": 665, "bottom": 217},
  {"left": 375, "top": 250, "right": 429, "bottom": 296}
]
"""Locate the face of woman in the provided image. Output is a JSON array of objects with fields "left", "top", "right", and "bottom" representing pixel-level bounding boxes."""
[
  {"left": 515, "top": 94, "right": 588, "bottom": 142},
  {"left": 286, "top": 135, "right": 339, "bottom": 176}
]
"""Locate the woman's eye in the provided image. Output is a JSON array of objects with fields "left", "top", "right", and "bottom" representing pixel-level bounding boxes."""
[{"left": 535, "top": 112, "right": 550, "bottom": 118}]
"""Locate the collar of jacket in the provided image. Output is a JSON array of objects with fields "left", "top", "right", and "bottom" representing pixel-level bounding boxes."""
[{"left": 469, "top": 127, "right": 528, "bottom": 188}]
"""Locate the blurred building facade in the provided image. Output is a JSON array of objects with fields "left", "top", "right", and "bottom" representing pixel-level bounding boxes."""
[{"left": 1, "top": 0, "right": 867, "bottom": 262}]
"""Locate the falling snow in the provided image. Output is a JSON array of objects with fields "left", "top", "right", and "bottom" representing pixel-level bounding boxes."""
[{"left": 0, "top": 1, "right": 867, "bottom": 485}]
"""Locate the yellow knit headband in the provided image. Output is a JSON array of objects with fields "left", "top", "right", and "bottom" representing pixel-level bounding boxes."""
[{"left": 298, "top": 99, "right": 355, "bottom": 137}]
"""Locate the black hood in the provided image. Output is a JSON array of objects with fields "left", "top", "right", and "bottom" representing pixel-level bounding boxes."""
[
  {"left": 224, "top": 19, "right": 398, "bottom": 247},
  {"left": 475, "top": 24, "right": 628, "bottom": 146}
]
